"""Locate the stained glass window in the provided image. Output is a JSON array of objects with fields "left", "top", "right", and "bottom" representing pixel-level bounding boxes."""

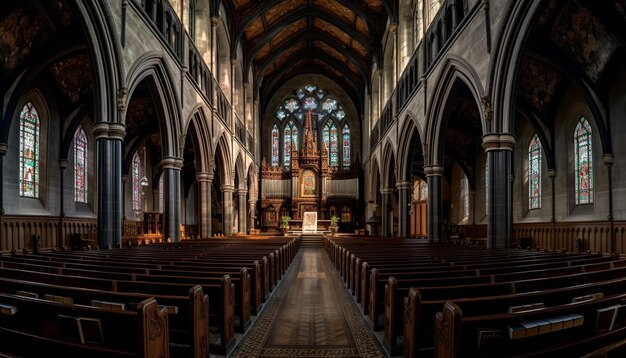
[
  {"left": 272, "top": 84, "right": 351, "bottom": 171},
  {"left": 132, "top": 149, "right": 143, "bottom": 211},
  {"left": 462, "top": 175, "right": 469, "bottom": 219},
  {"left": 303, "top": 97, "right": 318, "bottom": 110},
  {"left": 271, "top": 125, "right": 279, "bottom": 167},
  {"left": 74, "top": 126, "right": 88, "bottom": 203},
  {"left": 283, "top": 121, "right": 298, "bottom": 167},
  {"left": 159, "top": 174, "right": 164, "bottom": 213},
  {"left": 322, "top": 122, "right": 338, "bottom": 167},
  {"left": 342, "top": 124, "right": 350, "bottom": 168},
  {"left": 19, "top": 102, "right": 40, "bottom": 198},
  {"left": 528, "top": 134, "right": 542, "bottom": 209},
  {"left": 322, "top": 98, "right": 338, "bottom": 113},
  {"left": 575, "top": 117, "right": 593, "bottom": 204},
  {"left": 284, "top": 99, "right": 299, "bottom": 113}
]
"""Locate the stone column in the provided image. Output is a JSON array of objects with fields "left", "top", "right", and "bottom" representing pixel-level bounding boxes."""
[
  {"left": 221, "top": 184, "right": 235, "bottom": 236},
  {"left": 196, "top": 172, "right": 213, "bottom": 239},
  {"left": 210, "top": 16, "right": 218, "bottom": 76},
  {"left": 381, "top": 188, "right": 394, "bottom": 237},
  {"left": 58, "top": 160, "right": 68, "bottom": 248},
  {"left": 237, "top": 188, "right": 248, "bottom": 234},
  {"left": 161, "top": 157, "right": 183, "bottom": 242},
  {"left": 0, "top": 144, "right": 5, "bottom": 241},
  {"left": 248, "top": 199, "right": 257, "bottom": 232},
  {"left": 548, "top": 169, "right": 556, "bottom": 250},
  {"left": 93, "top": 122, "right": 125, "bottom": 249},
  {"left": 604, "top": 155, "right": 615, "bottom": 253},
  {"left": 425, "top": 165, "right": 444, "bottom": 243},
  {"left": 483, "top": 134, "right": 516, "bottom": 249},
  {"left": 397, "top": 180, "right": 411, "bottom": 238}
]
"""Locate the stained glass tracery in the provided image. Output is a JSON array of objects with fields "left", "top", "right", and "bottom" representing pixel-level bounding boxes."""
[
  {"left": 342, "top": 124, "right": 350, "bottom": 168},
  {"left": 528, "top": 135, "right": 542, "bottom": 209},
  {"left": 303, "top": 97, "right": 318, "bottom": 110},
  {"left": 575, "top": 117, "right": 593, "bottom": 204},
  {"left": 283, "top": 121, "right": 298, "bottom": 167},
  {"left": 19, "top": 102, "right": 40, "bottom": 198},
  {"left": 322, "top": 122, "right": 339, "bottom": 167},
  {"left": 271, "top": 125, "right": 279, "bottom": 167},
  {"left": 462, "top": 174, "right": 469, "bottom": 219},
  {"left": 284, "top": 99, "right": 299, "bottom": 112},
  {"left": 74, "top": 126, "right": 88, "bottom": 203},
  {"left": 132, "top": 149, "right": 143, "bottom": 211}
]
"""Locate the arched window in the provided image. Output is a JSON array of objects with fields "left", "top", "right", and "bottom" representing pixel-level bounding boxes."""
[
  {"left": 271, "top": 124, "right": 279, "bottom": 167},
  {"left": 283, "top": 121, "right": 298, "bottom": 167},
  {"left": 132, "top": 148, "right": 144, "bottom": 211},
  {"left": 73, "top": 126, "right": 88, "bottom": 203},
  {"left": 342, "top": 124, "right": 351, "bottom": 168},
  {"left": 19, "top": 102, "right": 40, "bottom": 198},
  {"left": 528, "top": 134, "right": 542, "bottom": 209},
  {"left": 271, "top": 83, "right": 350, "bottom": 171},
  {"left": 323, "top": 122, "right": 338, "bottom": 167},
  {"left": 574, "top": 117, "right": 593, "bottom": 204},
  {"left": 462, "top": 174, "right": 469, "bottom": 219}
]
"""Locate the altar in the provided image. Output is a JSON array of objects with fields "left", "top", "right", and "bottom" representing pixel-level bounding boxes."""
[{"left": 286, "top": 219, "right": 333, "bottom": 232}]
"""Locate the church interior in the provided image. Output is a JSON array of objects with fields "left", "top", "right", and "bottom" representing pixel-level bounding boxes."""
[{"left": 2, "top": 0, "right": 626, "bottom": 357}]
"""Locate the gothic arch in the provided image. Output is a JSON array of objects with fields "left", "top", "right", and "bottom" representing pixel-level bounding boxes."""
[
  {"left": 214, "top": 133, "right": 233, "bottom": 185},
  {"left": 183, "top": 106, "right": 213, "bottom": 175},
  {"left": 397, "top": 115, "right": 424, "bottom": 182},
  {"left": 381, "top": 140, "right": 397, "bottom": 189},
  {"left": 425, "top": 56, "right": 487, "bottom": 166},
  {"left": 125, "top": 54, "right": 182, "bottom": 159}
]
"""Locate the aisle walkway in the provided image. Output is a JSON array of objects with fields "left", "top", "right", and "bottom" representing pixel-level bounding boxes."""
[{"left": 231, "top": 244, "right": 385, "bottom": 357}]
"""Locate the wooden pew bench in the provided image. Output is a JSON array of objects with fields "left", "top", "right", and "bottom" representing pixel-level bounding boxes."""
[{"left": 0, "top": 292, "right": 168, "bottom": 358}]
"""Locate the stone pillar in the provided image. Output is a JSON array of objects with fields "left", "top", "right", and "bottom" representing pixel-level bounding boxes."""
[
  {"left": 604, "top": 155, "right": 615, "bottom": 253},
  {"left": 210, "top": 16, "right": 218, "bottom": 76},
  {"left": 248, "top": 199, "right": 257, "bottom": 231},
  {"left": 152, "top": 188, "right": 159, "bottom": 212},
  {"left": 161, "top": 157, "right": 183, "bottom": 242},
  {"left": 94, "top": 122, "right": 125, "bottom": 249},
  {"left": 381, "top": 188, "right": 394, "bottom": 237},
  {"left": 483, "top": 134, "right": 515, "bottom": 249},
  {"left": 58, "top": 160, "right": 68, "bottom": 248},
  {"left": 196, "top": 172, "right": 213, "bottom": 239},
  {"left": 237, "top": 188, "right": 248, "bottom": 234},
  {"left": 221, "top": 184, "right": 235, "bottom": 236},
  {"left": 397, "top": 181, "right": 411, "bottom": 238},
  {"left": 425, "top": 165, "right": 444, "bottom": 243},
  {"left": 548, "top": 169, "right": 556, "bottom": 250}
]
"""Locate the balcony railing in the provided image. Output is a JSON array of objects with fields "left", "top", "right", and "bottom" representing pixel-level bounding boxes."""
[
  {"left": 425, "top": 0, "right": 468, "bottom": 70},
  {"left": 187, "top": 35, "right": 213, "bottom": 104},
  {"left": 134, "top": 0, "right": 183, "bottom": 61}
]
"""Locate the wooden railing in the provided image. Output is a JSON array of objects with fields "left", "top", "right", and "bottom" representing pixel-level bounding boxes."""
[{"left": 0, "top": 216, "right": 96, "bottom": 252}]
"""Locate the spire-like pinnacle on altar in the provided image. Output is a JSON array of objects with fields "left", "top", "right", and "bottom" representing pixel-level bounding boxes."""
[{"left": 303, "top": 110, "right": 318, "bottom": 156}]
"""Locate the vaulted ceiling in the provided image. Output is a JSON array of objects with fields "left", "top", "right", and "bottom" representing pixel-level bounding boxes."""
[{"left": 223, "top": 0, "right": 392, "bottom": 112}]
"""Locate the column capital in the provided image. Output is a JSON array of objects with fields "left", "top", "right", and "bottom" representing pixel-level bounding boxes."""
[
  {"left": 0, "top": 143, "right": 7, "bottom": 155},
  {"left": 122, "top": 174, "right": 130, "bottom": 183},
  {"left": 196, "top": 172, "right": 214, "bottom": 182},
  {"left": 482, "top": 133, "right": 516, "bottom": 152},
  {"left": 210, "top": 16, "right": 219, "bottom": 26},
  {"left": 161, "top": 157, "right": 184, "bottom": 170},
  {"left": 381, "top": 187, "right": 395, "bottom": 195},
  {"left": 58, "top": 159, "right": 68, "bottom": 169},
  {"left": 547, "top": 169, "right": 557, "bottom": 178},
  {"left": 603, "top": 154, "right": 614, "bottom": 166},
  {"left": 237, "top": 189, "right": 248, "bottom": 196},
  {"left": 93, "top": 122, "right": 126, "bottom": 141},
  {"left": 221, "top": 184, "right": 235, "bottom": 193},
  {"left": 396, "top": 180, "right": 412, "bottom": 190},
  {"left": 388, "top": 22, "right": 398, "bottom": 33},
  {"left": 424, "top": 165, "right": 444, "bottom": 177}
]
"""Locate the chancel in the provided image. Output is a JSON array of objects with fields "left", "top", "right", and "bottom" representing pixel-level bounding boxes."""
[{"left": 1, "top": 0, "right": 626, "bottom": 357}]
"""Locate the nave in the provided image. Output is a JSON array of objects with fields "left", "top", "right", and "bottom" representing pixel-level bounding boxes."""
[{"left": 232, "top": 240, "right": 385, "bottom": 358}]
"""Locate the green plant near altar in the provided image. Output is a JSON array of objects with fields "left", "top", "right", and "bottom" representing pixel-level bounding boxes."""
[
  {"left": 329, "top": 215, "right": 339, "bottom": 228},
  {"left": 280, "top": 215, "right": 291, "bottom": 229}
]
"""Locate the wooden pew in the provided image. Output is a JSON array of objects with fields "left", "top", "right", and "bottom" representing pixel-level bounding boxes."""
[{"left": 0, "top": 293, "right": 168, "bottom": 358}]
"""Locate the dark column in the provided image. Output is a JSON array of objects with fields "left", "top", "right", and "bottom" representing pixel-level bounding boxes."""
[
  {"left": 483, "top": 134, "right": 515, "bottom": 249},
  {"left": 59, "top": 160, "right": 67, "bottom": 248},
  {"left": 397, "top": 180, "right": 411, "bottom": 238},
  {"left": 161, "top": 157, "right": 183, "bottom": 242},
  {"left": 94, "top": 122, "right": 125, "bottom": 249},
  {"left": 548, "top": 169, "right": 556, "bottom": 251},
  {"left": 381, "top": 188, "right": 393, "bottom": 237},
  {"left": 604, "top": 155, "right": 615, "bottom": 253},
  {"left": 0, "top": 144, "right": 6, "bottom": 249},
  {"left": 425, "top": 165, "right": 444, "bottom": 243},
  {"left": 196, "top": 172, "right": 212, "bottom": 239},
  {"left": 237, "top": 188, "right": 248, "bottom": 234},
  {"left": 221, "top": 184, "right": 234, "bottom": 236}
]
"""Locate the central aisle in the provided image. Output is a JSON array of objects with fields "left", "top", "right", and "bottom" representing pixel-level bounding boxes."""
[{"left": 232, "top": 245, "right": 385, "bottom": 357}]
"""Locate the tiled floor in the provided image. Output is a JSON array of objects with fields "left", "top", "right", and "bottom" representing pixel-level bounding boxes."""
[{"left": 232, "top": 244, "right": 385, "bottom": 357}]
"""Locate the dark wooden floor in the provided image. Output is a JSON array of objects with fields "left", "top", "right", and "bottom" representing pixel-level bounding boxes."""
[{"left": 232, "top": 242, "right": 386, "bottom": 357}]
